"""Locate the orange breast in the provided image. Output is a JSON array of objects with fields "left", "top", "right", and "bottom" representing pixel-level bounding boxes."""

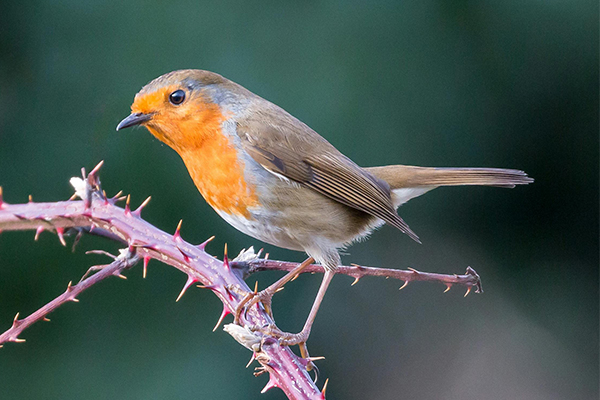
[
  {"left": 180, "top": 131, "right": 259, "bottom": 218},
  {"left": 140, "top": 96, "right": 259, "bottom": 218}
]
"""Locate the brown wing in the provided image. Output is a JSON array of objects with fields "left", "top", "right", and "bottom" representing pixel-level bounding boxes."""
[{"left": 236, "top": 113, "right": 420, "bottom": 243}]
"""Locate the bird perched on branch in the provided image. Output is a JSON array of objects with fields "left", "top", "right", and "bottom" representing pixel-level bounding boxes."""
[{"left": 117, "top": 69, "right": 533, "bottom": 357}]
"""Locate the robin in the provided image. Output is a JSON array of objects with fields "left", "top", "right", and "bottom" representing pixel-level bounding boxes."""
[{"left": 117, "top": 69, "right": 532, "bottom": 356}]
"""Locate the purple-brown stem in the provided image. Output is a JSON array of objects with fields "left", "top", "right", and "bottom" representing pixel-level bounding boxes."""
[
  {"left": 0, "top": 252, "right": 137, "bottom": 346},
  {"left": 0, "top": 162, "right": 482, "bottom": 399},
  {"left": 235, "top": 260, "right": 482, "bottom": 295},
  {"left": 0, "top": 165, "right": 323, "bottom": 400}
]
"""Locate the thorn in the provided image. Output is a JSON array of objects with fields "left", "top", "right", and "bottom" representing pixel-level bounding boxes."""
[
  {"left": 408, "top": 267, "right": 419, "bottom": 274},
  {"left": 261, "top": 376, "right": 279, "bottom": 393},
  {"left": 253, "top": 280, "right": 259, "bottom": 294},
  {"left": 115, "top": 273, "right": 127, "bottom": 280},
  {"left": 0, "top": 186, "right": 3, "bottom": 207},
  {"left": 108, "top": 190, "right": 123, "bottom": 204},
  {"left": 464, "top": 286, "right": 472, "bottom": 297},
  {"left": 43, "top": 317, "right": 51, "bottom": 322},
  {"left": 291, "top": 272, "right": 300, "bottom": 282},
  {"left": 351, "top": 276, "right": 360, "bottom": 286},
  {"left": 34, "top": 226, "right": 45, "bottom": 241},
  {"left": 176, "top": 246, "right": 192, "bottom": 264},
  {"left": 256, "top": 248, "right": 264, "bottom": 258},
  {"left": 89, "top": 160, "right": 104, "bottom": 178},
  {"left": 174, "top": 219, "right": 183, "bottom": 241},
  {"left": 175, "top": 275, "right": 197, "bottom": 302},
  {"left": 13, "top": 312, "right": 20, "bottom": 324},
  {"left": 133, "top": 196, "right": 151, "bottom": 217},
  {"left": 56, "top": 227, "right": 66, "bottom": 246},
  {"left": 321, "top": 378, "right": 329, "bottom": 399},
  {"left": 264, "top": 253, "right": 269, "bottom": 260},
  {"left": 197, "top": 236, "right": 215, "bottom": 251},
  {"left": 223, "top": 244, "right": 230, "bottom": 270},
  {"left": 66, "top": 281, "right": 73, "bottom": 290},
  {"left": 124, "top": 194, "right": 131, "bottom": 216},
  {"left": 213, "top": 305, "right": 231, "bottom": 332},
  {"left": 14, "top": 338, "right": 26, "bottom": 343},
  {"left": 399, "top": 281, "right": 409, "bottom": 290},
  {"left": 444, "top": 284, "right": 452, "bottom": 293},
  {"left": 309, "top": 356, "right": 326, "bottom": 362},
  {"left": 71, "top": 297, "right": 80, "bottom": 303},
  {"left": 28, "top": 194, "right": 33, "bottom": 203},
  {"left": 143, "top": 256, "right": 150, "bottom": 278}
]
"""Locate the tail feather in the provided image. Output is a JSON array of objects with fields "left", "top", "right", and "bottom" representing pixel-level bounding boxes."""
[{"left": 366, "top": 165, "right": 534, "bottom": 190}]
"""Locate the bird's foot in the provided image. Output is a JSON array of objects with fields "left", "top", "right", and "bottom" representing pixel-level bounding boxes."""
[
  {"left": 234, "top": 257, "right": 315, "bottom": 324},
  {"left": 258, "top": 324, "right": 313, "bottom": 361},
  {"left": 234, "top": 284, "right": 277, "bottom": 324}
]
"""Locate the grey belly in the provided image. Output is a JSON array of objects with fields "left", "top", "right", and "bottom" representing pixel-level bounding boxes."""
[{"left": 240, "top": 179, "right": 378, "bottom": 252}]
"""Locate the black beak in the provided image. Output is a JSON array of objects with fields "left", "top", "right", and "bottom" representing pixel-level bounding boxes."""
[{"left": 116, "top": 112, "right": 153, "bottom": 131}]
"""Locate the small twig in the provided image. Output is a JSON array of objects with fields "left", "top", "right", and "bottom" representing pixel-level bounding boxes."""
[
  {"left": 0, "top": 161, "right": 483, "bottom": 399},
  {"left": 0, "top": 249, "right": 138, "bottom": 346},
  {"left": 233, "top": 259, "right": 483, "bottom": 295},
  {"left": 0, "top": 162, "right": 323, "bottom": 400}
]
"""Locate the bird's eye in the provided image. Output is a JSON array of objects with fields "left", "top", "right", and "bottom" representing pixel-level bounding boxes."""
[{"left": 169, "top": 90, "right": 186, "bottom": 105}]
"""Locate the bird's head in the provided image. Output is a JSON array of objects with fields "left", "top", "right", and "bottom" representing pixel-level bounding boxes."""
[{"left": 117, "top": 69, "right": 247, "bottom": 151}]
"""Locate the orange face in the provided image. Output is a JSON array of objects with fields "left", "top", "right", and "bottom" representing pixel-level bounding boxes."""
[{"left": 123, "top": 80, "right": 259, "bottom": 218}]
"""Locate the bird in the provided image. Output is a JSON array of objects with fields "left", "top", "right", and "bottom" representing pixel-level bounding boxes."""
[{"left": 117, "top": 69, "right": 533, "bottom": 357}]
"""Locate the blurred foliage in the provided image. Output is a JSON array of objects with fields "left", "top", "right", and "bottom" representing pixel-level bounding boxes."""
[{"left": 0, "top": 1, "right": 597, "bottom": 399}]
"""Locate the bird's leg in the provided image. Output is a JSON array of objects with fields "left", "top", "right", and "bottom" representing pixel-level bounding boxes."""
[
  {"left": 274, "top": 269, "right": 335, "bottom": 360},
  {"left": 234, "top": 257, "right": 315, "bottom": 323}
]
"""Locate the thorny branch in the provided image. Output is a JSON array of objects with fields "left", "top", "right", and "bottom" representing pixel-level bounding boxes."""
[
  {"left": 234, "top": 259, "right": 482, "bottom": 296},
  {"left": 0, "top": 161, "right": 482, "bottom": 400}
]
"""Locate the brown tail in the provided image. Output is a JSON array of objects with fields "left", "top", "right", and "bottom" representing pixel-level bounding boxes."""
[{"left": 366, "top": 165, "right": 534, "bottom": 190}]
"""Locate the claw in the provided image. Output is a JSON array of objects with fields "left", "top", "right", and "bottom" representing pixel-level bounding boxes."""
[{"left": 245, "top": 353, "right": 257, "bottom": 368}]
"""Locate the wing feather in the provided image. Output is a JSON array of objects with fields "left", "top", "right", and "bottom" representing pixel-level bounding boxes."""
[{"left": 236, "top": 116, "right": 420, "bottom": 243}]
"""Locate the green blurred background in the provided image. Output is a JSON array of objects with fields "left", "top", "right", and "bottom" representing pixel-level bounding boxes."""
[{"left": 0, "top": 1, "right": 597, "bottom": 399}]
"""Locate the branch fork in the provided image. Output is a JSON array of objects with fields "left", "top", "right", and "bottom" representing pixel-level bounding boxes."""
[{"left": 0, "top": 161, "right": 483, "bottom": 399}]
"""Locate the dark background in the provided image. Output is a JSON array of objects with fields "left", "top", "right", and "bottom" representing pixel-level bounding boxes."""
[{"left": 0, "top": 1, "right": 597, "bottom": 399}]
